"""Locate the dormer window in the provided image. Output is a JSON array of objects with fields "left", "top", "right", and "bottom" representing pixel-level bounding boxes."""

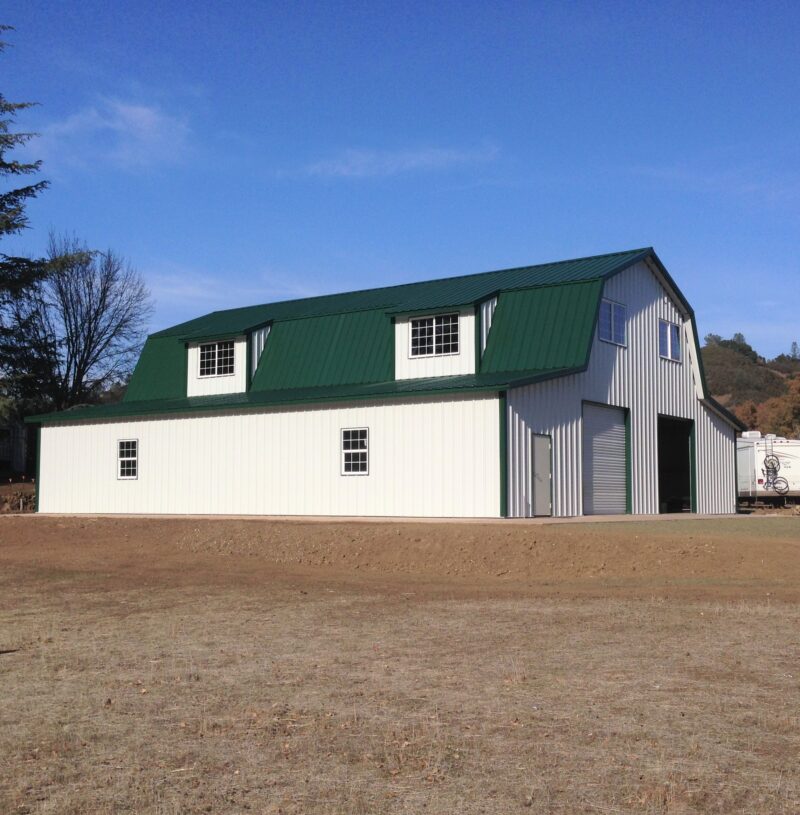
[
  {"left": 199, "top": 340, "right": 235, "bottom": 377},
  {"left": 410, "top": 313, "right": 459, "bottom": 357}
]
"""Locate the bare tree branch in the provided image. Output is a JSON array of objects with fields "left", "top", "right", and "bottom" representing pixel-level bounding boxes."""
[{"left": 1, "top": 233, "right": 153, "bottom": 411}]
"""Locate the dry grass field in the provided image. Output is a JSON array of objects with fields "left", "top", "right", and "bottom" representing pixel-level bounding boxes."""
[{"left": 0, "top": 515, "right": 798, "bottom": 814}]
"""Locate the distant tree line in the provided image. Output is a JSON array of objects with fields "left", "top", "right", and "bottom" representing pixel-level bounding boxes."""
[
  {"left": 702, "top": 332, "right": 800, "bottom": 438},
  {"left": 0, "top": 25, "right": 152, "bottom": 422}
]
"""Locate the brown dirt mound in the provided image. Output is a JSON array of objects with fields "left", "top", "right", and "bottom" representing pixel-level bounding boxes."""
[{"left": 0, "top": 515, "right": 798, "bottom": 599}]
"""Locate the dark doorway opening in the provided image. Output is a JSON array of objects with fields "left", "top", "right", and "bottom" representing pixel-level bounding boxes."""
[{"left": 658, "top": 416, "right": 694, "bottom": 513}]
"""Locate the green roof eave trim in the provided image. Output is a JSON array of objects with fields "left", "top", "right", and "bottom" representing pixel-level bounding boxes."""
[
  {"left": 26, "top": 367, "right": 580, "bottom": 425},
  {"left": 385, "top": 302, "right": 474, "bottom": 318},
  {"left": 179, "top": 330, "right": 249, "bottom": 344}
]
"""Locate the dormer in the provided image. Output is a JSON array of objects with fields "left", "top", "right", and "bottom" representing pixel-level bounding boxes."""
[
  {"left": 394, "top": 307, "right": 476, "bottom": 379},
  {"left": 186, "top": 336, "right": 247, "bottom": 396}
]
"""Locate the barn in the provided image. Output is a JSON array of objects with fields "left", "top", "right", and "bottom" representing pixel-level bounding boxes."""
[{"left": 30, "top": 247, "right": 744, "bottom": 518}]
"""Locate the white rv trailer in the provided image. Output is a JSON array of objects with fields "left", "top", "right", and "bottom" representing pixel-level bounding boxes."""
[{"left": 737, "top": 431, "right": 800, "bottom": 502}]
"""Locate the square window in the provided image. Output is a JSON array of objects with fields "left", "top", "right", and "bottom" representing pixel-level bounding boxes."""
[
  {"left": 199, "top": 340, "right": 235, "bottom": 377},
  {"left": 410, "top": 314, "right": 459, "bottom": 357}
]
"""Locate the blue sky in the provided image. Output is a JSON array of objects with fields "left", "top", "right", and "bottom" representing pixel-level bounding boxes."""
[{"left": 4, "top": 1, "right": 799, "bottom": 357}]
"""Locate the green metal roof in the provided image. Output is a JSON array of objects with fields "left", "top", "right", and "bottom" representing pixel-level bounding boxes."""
[
  {"left": 123, "top": 335, "right": 188, "bottom": 402},
  {"left": 155, "top": 247, "right": 652, "bottom": 339},
  {"left": 251, "top": 309, "right": 393, "bottom": 390},
  {"left": 481, "top": 280, "right": 602, "bottom": 374},
  {"left": 27, "top": 245, "right": 743, "bottom": 429},
  {"left": 114, "top": 247, "right": 648, "bottom": 404}
]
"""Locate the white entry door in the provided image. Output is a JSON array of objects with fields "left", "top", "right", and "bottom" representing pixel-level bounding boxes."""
[{"left": 582, "top": 403, "right": 627, "bottom": 515}]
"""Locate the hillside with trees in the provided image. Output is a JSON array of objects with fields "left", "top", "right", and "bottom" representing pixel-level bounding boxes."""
[{"left": 701, "top": 334, "right": 800, "bottom": 438}]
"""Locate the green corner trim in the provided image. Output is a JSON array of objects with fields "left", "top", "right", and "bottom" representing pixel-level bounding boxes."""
[
  {"left": 625, "top": 408, "right": 633, "bottom": 514},
  {"left": 499, "top": 390, "right": 508, "bottom": 518},
  {"left": 34, "top": 425, "right": 41, "bottom": 513},
  {"left": 690, "top": 419, "right": 698, "bottom": 513},
  {"left": 733, "top": 428, "right": 739, "bottom": 513}
]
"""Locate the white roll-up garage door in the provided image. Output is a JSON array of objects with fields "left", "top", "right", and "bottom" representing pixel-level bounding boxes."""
[{"left": 583, "top": 403, "right": 627, "bottom": 515}]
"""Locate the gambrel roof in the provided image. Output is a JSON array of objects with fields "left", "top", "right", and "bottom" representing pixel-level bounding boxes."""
[{"left": 28, "top": 247, "right": 743, "bottom": 427}]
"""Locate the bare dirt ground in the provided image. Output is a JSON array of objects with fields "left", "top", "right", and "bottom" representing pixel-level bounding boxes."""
[{"left": 0, "top": 515, "right": 798, "bottom": 814}]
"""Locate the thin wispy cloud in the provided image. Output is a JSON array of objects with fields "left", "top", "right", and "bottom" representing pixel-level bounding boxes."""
[
  {"left": 630, "top": 162, "right": 800, "bottom": 203},
  {"left": 301, "top": 144, "right": 499, "bottom": 179},
  {"left": 36, "top": 97, "right": 190, "bottom": 171}
]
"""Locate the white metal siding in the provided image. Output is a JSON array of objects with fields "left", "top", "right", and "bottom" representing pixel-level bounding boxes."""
[
  {"left": 250, "top": 326, "right": 270, "bottom": 376},
  {"left": 507, "top": 261, "right": 737, "bottom": 517},
  {"left": 394, "top": 309, "right": 476, "bottom": 379},
  {"left": 582, "top": 404, "right": 627, "bottom": 515},
  {"left": 186, "top": 337, "right": 248, "bottom": 397},
  {"left": 39, "top": 394, "right": 500, "bottom": 518},
  {"left": 480, "top": 297, "right": 498, "bottom": 355}
]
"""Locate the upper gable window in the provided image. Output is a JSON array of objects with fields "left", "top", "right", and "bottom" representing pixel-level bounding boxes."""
[
  {"left": 659, "top": 319, "right": 681, "bottom": 362},
  {"left": 410, "top": 313, "right": 459, "bottom": 357},
  {"left": 199, "top": 340, "right": 235, "bottom": 377},
  {"left": 598, "top": 299, "right": 626, "bottom": 346}
]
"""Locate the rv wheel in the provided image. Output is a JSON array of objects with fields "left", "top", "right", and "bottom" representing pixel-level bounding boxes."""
[{"left": 773, "top": 477, "right": 790, "bottom": 495}]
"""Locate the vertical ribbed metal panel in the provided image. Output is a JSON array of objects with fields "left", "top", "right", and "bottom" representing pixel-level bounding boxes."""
[
  {"left": 480, "top": 296, "right": 497, "bottom": 354},
  {"left": 38, "top": 394, "right": 501, "bottom": 518},
  {"left": 250, "top": 326, "right": 270, "bottom": 376},
  {"left": 507, "top": 261, "right": 736, "bottom": 517}
]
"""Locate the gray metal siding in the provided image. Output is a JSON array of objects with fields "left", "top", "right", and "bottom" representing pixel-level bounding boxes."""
[{"left": 507, "top": 261, "right": 737, "bottom": 517}]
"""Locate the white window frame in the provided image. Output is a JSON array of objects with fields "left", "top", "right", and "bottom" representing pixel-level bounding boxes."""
[
  {"left": 598, "top": 299, "right": 627, "bottom": 347},
  {"left": 659, "top": 319, "right": 682, "bottom": 362},
  {"left": 117, "top": 439, "right": 139, "bottom": 481},
  {"left": 408, "top": 313, "right": 460, "bottom": 359},
  {"left": 341, "top": 427, "right": 369, "bottom": 476},
  {"left": 198, "top": 340, "right": 235, "bottom": 378}
]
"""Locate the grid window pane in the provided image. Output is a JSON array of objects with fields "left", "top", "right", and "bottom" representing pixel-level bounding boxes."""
[
  {"left": 199, "top": 341, "right": 235, "bottom": 377},
  {"left": 670, "top": 323, "right": 681, "bottom": 361},
  {"left": 217, "top": 341, "right": 235, "bottom": 375},
  {"left": 410, "top": 317, "right": 434, "bottom": 356},
  {"left": 118, "top": 440, "right": 138, "bottom": 479},
  {"left": 342, "top": 428, "right": 368, "bottom": 474},
  {"left": 199, "top": 343, "right": 217, "bottom": 376},
  {"left": 435, "top": 314, "right": 459, "bottom": 354}
]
